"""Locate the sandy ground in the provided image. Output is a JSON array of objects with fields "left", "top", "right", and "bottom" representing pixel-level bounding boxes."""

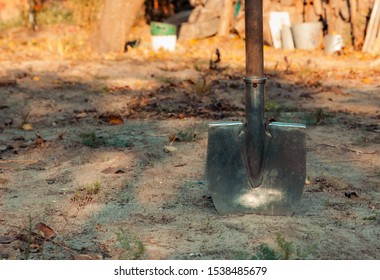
[{"left": 0, "top": 28, "right": 379, "bottom": 260}]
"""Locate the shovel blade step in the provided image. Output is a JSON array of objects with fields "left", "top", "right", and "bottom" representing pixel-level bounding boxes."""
[{"left": 206, "top": 121, "right": 306, "bottom": 215}]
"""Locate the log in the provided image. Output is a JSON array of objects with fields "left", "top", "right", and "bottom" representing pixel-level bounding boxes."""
[
  {"left": 218, "top": 0, "right": 234, "bottom": 37},
  {"left": 349, "top": 0, "right": 360, "bottom": 49},
  {"left": 314, "top": 0, "right": 323, "bottom": 16},
  {"left": 363, "top": 0, "right": 380, "bottom": 52},
  {"left": 372, "top": 33, "right": 380, "bottom": 54}
]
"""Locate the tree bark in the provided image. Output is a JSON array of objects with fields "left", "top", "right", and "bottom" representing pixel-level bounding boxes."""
[{"left": 92, "top": 0, "right": 145, "bottom": 54}]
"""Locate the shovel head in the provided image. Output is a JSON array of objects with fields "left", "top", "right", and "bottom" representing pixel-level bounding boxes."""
[{"left": 206, "top": 121, "right": 306, "bottom": 215}]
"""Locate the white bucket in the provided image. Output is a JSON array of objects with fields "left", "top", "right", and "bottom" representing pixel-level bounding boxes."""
[
  {"left": 291, "top": 22, "right": 323, "bottom": 50},
  {"left": 151, "top": 35, "right": 176, "bottom": 52},
  {"left": 281, "top": 25, "right": 295, "bottom": 50},
  {"left": 324, "top": 34, "right": 343, "bottom": 54}
]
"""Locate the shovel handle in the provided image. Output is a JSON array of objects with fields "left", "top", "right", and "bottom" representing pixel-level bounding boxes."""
[{"left": 245, "top": 0, "right": 264, "bottom": 77}]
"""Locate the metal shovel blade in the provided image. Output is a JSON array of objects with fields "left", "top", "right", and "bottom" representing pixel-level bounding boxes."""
[
  {"left": 206, "top": 121, "right": 306, "bottom": 215},
  {"left": 205, "top": 0, "right": 306, "bottom": 215}
]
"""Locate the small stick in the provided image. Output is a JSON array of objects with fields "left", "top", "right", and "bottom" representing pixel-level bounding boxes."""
[
  {"left": 0, "top": 159, "right": 39, "bottom": 164},
  {"left": 315, "top": 143, "right": 376, "bottom": 155}
]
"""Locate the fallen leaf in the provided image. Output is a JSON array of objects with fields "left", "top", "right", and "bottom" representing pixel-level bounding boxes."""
[
  {"left": 109, "top": 116, "right": 124, "bottom": 125},
  {"left": 35, "top": 138, "right": 46, "bottom": 145},
  {"left": 0, "top": 236, "right": 17, "bottom": 244},
  {"left": 101, "top": 167, "right": 128, "bottom": 174},
  {"left": 164, "top": 146, "right": 177, "bottom": 153},
  {"left": 33, "top": 223, "right": 56, "bottom": 240},
  {"left": 178, "top": 113, "right": 185, "bottom": 119},
  {"left": 32, "top": 76, "right": 40, "bottom": 81},
  {"left": 362, "top": 78, "right": 372, "bottom": 84},
  {"left": 305, "top": 178, "right": 311, "bottom": 185},
  {"left": 76, "top": 112, "right": 87, "bottom": 118},
  {"left": 22, "top": 123, "right": 33, "bottom": 131}
]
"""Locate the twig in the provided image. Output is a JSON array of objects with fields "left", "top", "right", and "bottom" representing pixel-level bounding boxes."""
[
  {"left": 315, "top": 143, "right": 376, "bottom": 155},
  {"left": 0, "top": 159, "right": 40, "bottom": 164},
  {"left": 48, "top": 239, "right": 77, "bottom": 259}
]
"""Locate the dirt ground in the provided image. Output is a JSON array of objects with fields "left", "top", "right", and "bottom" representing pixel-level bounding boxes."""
[{"left": 0, "top": 26, "right": 380, "bottom": 260}]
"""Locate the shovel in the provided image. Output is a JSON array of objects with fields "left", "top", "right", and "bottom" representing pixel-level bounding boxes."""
[{"left": 206, "top": 0, "right": 306, "bottom": 215}]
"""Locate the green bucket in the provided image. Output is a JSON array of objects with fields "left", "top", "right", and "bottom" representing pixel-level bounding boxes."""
[{"left": 150, "top": 22, "right": 176, "bottom": 36}]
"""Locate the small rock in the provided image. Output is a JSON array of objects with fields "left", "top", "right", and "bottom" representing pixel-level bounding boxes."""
[{"left": 46, "top": 179, "right": 56, "bottom": 185}]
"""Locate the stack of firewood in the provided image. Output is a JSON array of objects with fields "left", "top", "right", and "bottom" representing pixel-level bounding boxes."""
[
  {"left": 181, "top": 0, "right": 377, "bottom": 51},
  {"left": 235, "top": 0, "right": 375, "bottom": 50}
]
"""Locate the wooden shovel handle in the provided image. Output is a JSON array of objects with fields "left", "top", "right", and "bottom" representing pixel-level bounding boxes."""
[{"left": 245, "top": 0, "right": 264, "bottom": 77}]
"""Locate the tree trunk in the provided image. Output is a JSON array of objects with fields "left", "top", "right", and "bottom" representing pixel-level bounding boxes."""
[{"left": 92, "top": 0, "right": 145, "bottom": 54}]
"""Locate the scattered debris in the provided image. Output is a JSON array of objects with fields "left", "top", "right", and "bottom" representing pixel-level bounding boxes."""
[
  {"left": 108, "top": 116, "right": 124, "bottom": 125},
  {"left": 33, "top": 222, "right": 56, "bottom": 240},
  {"left": 124, "top": 39, "right": 141, "bottom": 52},
  {"left": 46, "top": 179, "right": 56, "bottom": 185},
  {"left": 363, "top": 216, "right": 377, "bottom": 221},
  {"left": 21, "top": 123, "right": 33, "bottom": 131},
  {"left": 209, "top": 48, "right": 221, "bottom": 70},
  {"left": 0, "top": 77, "right": 17, "bottom": 87},
  {"left": 0, "top": 236, "right": 17, "bottom": 244},
  {"left": 345, "top": 191, "right": 359, "bottom": 198},
  {"left": 101, "top": 167, "right": 128, "bottom": 174},
  {"left": 164, "top": 145, "right": 177, "bottom": 153},
  {"left": 4, "top": 119, "right": 13, "bottom": 126},
  {"left": 12, "top": 136, "right": 25, "bottom": 141}
]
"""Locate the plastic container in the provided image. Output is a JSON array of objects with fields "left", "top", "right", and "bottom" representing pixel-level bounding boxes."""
[
  {"left": 291, "top": 22, "right": 323, "bottom": 50},
  {"left": 324, "top": 34, "right": 343, "bottom": 54},
  {"left": 150, "top": 22, "right": 177, "bottom": 51},
  {"left": 150, "top": 22, "right": 176, "bottom": 36}
]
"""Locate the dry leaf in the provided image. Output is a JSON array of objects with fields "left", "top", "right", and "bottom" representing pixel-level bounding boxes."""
[
  {"left": 164, "top": 146, "right": 177, "bottom": 153},
  {"left": 169, "top": 133, "right": 177, "bottom": 142},
  {"left": 76, "top": 112, "right": 88, "bottom": 118},
  {"left": 22, "top": 123, "right": 33, "bottom": 131},
  {"left": 109, "top": 116, "right": 124, "bottom": 125},
  {"left": 362, "top": 78, "right": 372, "bottom": 84},
  {"left": 305, "top": 178, "right": 311, "bottom": 185},
  {"left": 33, "top": 222, "right": 56, "bottom": 240},
  {"left": 35, "top": 138, "right": 46, "bottom": 145},
  {"left": 101, "top": 167, "right": 128, "bottom": 174},
  {"left": 0, "top": 236, "right": 17, "bottom": 244},
  {"left": 32, "top": 76, "right": 40, "bottom": 81}
]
